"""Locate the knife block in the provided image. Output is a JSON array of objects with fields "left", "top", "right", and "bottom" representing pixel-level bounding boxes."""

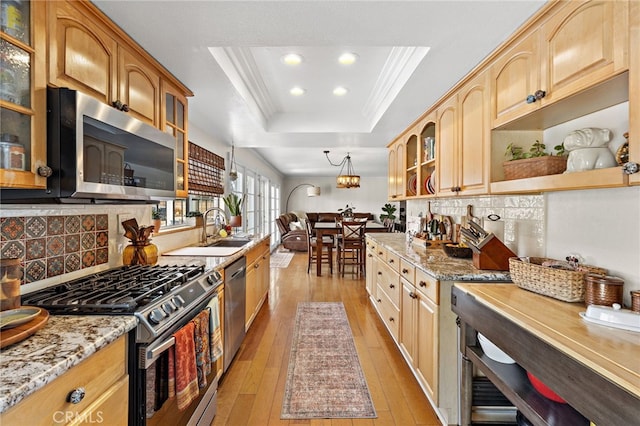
[{"left": 472, "top": 235, "right": 516, "bottom": 270}]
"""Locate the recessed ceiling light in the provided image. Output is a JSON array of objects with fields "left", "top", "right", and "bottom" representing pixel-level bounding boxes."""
[
  {"left": 290, "top": 86, "right": 306, "bottom": 96},
  {"left": 338, "top": 52, "right": 358, "bottom": 65},
  {"left": 282, "top": 53, "right": 303, "bottom": 65},
  {"left": 333, "top": 86, "right": 348, "bottom": 96}
]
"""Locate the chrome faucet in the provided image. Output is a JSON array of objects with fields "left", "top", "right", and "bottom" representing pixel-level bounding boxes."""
[{"left": 202, "top": 207, "right": 229, "bottom": 244}]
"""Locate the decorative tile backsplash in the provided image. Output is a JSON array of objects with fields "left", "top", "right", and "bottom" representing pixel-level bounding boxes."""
[{"left": 0, "top": 214, "right": 109, "bottom": 284}]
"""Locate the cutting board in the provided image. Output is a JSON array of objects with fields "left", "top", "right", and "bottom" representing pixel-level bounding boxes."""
[
  {"left": 163, "top": 246, "right": 242, "bottom": 257},
  {"left": 0, "top": 307, "right": 49, "bottom": 349}
]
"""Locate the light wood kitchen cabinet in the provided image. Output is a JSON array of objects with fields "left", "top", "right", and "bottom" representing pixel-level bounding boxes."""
[
  {"left": 0, "top": 336, "right": 128, "bottom": 425},
  {"left": 492, "top": 1, "right": 629, "bottom": 129},
  {"left": 48, "top": 0, "right": 193, "bottom": 196},
  {"left": 0, "top": 0, "right": 48, "bottom": 189},
  {"left": 118, "top": 48, "right": 160, "bottom": 126},
  {"left": 628, "top": 0, "right": 640, "bottom": 186},
  {"left": 365, "top": 239, "right": 377, "bottom": 297},
  {"left": 436, "top": 72, "right": 490, "bottom": 196},
  {"left": 435, "top": 96, "right": 457, "bottom": 195},
  {"left": 245, "top": 238, "right": 270, "bottom": 329},
  {"left": 48, "top": 0, "right": 118, "bottom": 104},
  {"left": 387, "top": 139, "right": 404, "bottom": 200},
  {"left": 417, "top": 116, "right": 437, "bottom": 197},
  {"left": 50, "top": 1, "right": 161, "bottom": 127},
  {"left": 163, "top": 81, "right": 189, "bottom": 197}
]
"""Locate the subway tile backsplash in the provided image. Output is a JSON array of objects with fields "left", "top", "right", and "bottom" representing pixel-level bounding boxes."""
[
  {"left": 406, "top": 194, "right": 545, "bottom": 257},
  {"left": 1, "top": 214, "right": 109, "bottom": 284}
]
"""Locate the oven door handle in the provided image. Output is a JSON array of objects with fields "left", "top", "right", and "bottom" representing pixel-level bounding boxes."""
[{"left": 142, "top": 336, "right": 175, "bottom": 369}]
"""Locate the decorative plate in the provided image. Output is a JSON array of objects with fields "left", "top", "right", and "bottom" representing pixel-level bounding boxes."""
[
  {"left": 424, "top": 173, "right": 431, "bottom": 194},
  {"left": 0, "top": 307, "right": 41, "bottom": 330},
  {"left": 408, "top": 174, "right": 417, "bottom": 195},
  {"left": 427, "top": 173, "right": 436, "bottom": 194}
]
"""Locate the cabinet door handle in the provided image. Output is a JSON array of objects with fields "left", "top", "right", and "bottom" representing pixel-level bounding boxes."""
[
  {"left": 378, "top": 271, "right": 382, "bottom": 276},
  {"left": 389, "top": 284, "right": 395, "bottom": 289},
  {"left": 68, "top": 387, "right": 86, "bottom": 404},
  {"left": 419, "top": 281, "right": 427, "bottom": 287},
  {"left": 402, "top": 268, "right": 409, "bottom": 274},
  {"left": 388, "top": 259, "right": 394, "bottom": 264},
  {"left": 410, "top": 292, "right": 417, "bottom": 299},
  {"left": 377, "top": 299, "right": 382, "bottom": 303},
  {"left": 37, "top": 166, "right": 53, "bottom": 177},
  {"left": 389, "top": 317, "right": 395, "bottom": 322}
]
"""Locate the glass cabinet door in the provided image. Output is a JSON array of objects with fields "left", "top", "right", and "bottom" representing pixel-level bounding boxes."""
[
  {"left": 163, "top": 84, "right": 188, "bottom": 198},
  {"left": 0, "top": 0, "right": 46, "bottom": 188}
]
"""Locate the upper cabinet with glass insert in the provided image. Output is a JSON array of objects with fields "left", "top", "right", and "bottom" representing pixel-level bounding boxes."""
[{"left": 1, "top": 0, "right": 47, "bottom": 188}]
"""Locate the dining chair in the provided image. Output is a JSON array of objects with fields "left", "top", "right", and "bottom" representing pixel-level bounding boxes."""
[
  {"left": 337, "top": 221, "right": 366, "bottom": 277},
  {"left": 306, "top": 220, "right": 333, "bottom": 274},
  {"left": 383, "top": 218, "right": 395, "bottom": 232}
]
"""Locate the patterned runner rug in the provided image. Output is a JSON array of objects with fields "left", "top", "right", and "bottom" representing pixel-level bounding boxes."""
[
  {"left": 281, "top": 302, "right": 376, "bottom": 419},
  {"left": 270, "top": 251, "right": 294, "bottom": 268}
]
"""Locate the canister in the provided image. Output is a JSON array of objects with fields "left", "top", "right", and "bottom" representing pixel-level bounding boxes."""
[
  {"left": 584, "top": 274, "right": 624, "bottom": 307},
  {"left": 631, "top": 291, "right": 640, "bottom": 313},
  {"left": 0, "top": 258, "right": 21, "bottom": 311},
  {"left": 0, "top": 134, "right": 25, "bottom": 170}
]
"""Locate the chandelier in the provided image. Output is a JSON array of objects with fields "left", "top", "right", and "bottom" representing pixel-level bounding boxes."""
[{"left": 324, "top": 150, "right": 361, "bottom": 188}]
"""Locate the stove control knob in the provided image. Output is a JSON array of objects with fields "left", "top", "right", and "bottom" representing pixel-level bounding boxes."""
[
  {"left": 172, "top": 296, "right": 185, "bottom": 308},
  {"left": 162, "top": 302, "right": 176, "bottom": 314},
  {"left": 148, "top": 308, "right": 166, "bottom": 325}
]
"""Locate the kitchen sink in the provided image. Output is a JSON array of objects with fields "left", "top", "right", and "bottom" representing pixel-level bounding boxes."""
[{"left": 207, "top": 239, "right": 251, "bottom": 248}]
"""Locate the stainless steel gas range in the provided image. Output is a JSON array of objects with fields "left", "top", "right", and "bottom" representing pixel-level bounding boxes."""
[{"left": 22, "top": 263, "right": 224, "bottom": 426}]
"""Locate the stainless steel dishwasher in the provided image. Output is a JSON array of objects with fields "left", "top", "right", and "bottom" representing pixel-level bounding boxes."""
[{"left": 224, "top": 256, "right": 246, "bottom": 372}]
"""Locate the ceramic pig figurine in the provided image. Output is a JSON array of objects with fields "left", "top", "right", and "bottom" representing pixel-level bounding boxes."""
[{"left": 563, "top": 127, "right": 617, "bottom": 173}]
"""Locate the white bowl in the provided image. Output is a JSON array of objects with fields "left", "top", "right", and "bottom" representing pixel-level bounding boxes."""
[{"left": 477, "top": 332, "right": 516, "bottom": 364}]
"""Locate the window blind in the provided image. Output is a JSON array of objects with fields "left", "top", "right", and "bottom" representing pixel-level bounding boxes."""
[{"left": 188, "top": 141, "right": 225, "bottom": 195}]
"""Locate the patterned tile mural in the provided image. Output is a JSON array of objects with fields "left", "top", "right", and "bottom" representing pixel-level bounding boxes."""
[{"left": 0, "top": 214, "right": 109, "bottom": 284}]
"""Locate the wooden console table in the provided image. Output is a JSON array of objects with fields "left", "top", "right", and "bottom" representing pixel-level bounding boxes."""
[{"left": 451, "top": 283, "right": 640, "bottom": 426}]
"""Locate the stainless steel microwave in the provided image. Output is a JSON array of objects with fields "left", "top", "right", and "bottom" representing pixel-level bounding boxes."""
[{"left": 2, "top": 87, "right": 176, "bottom": 203}]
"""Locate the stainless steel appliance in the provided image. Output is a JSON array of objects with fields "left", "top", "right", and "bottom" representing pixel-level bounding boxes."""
[
  {"left": 22, "top": 264, "right": 223, "bottom": 426},
  {"left": 1, "top": 87, "right": 176, "bottom": 203},
  {"left": 223, "top": 257, "right": 246, "bottom": 372}
]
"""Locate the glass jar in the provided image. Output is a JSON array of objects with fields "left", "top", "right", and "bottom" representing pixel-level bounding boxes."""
[{"left": 1, "top": 258, "right": 21, "bottom": 311}]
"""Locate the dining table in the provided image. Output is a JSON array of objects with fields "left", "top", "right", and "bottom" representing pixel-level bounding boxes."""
[{"left": 313, "top": 221, "right": 389, "bottom": 276}]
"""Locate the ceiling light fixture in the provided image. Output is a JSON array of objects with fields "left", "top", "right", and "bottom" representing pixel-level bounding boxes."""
[
  {"left": 333, "top": 86, "right": 348, "bottom": 96},
  {"left": 338, "top": 52, "right": 358, "bottom": 65},
  {"left": 282, "top": 53, "right": 303, "bottom": 65},
  {"left": 290, "top": 86, "right": 306, "bottom": 96},
  {"left": 229, "top": 140, "right": 238, "bottom": 181},
  {"left": 324, "top": 150, "right": 360, "bottom": 189}
]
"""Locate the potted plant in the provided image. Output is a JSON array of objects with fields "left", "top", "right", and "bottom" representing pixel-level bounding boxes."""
[
  {"left": 338, "top": 204, "right": 356, "bottom": 220},
  {"left": 379, "top": 203, "right": 397, "bottom": 221},
  {"left": 503, "top": 140, "right": 567, "bottom": 180},
  {"left": 223, "top": 193, "right": 244, "bottom": 227},
  {"left": 151, "top": 208, "right": 162, "bottom": 234},
  {"left": 186, "top": 211, "right": 204, "bottom": 227}
]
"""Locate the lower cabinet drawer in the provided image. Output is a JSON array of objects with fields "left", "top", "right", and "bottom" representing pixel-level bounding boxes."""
[
  {"left": 375, "top": 284, "right": 400, "bottom": 340},
  {"left": 1, "top": 336, "right": 127, "bottom": 425},
  {"left": 416, "top": 268, "right": 439, "bottom": 304},
  {"left": 69, "top": 376, "right": 128, "bottom": 426},
  {"left": 377, "top": 261, "right": 400, "bottom": 308}
]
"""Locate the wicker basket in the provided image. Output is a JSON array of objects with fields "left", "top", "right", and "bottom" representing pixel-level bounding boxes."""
[
  {"left": 509, "top": 257, "right": 607, "bottom": 302},
  {"left": 503, "top": 156, "right": 567, "bottom": 180}
]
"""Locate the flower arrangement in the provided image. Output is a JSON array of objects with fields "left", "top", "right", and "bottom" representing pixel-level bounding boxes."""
[{"left": 338, "top": 204, "right": 356, "bottom": 218}]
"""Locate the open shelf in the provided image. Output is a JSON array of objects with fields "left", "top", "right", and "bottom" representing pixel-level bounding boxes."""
[
  {"left": 490, "top": 166, "right": 628, "bottom": 194},
  {"left": 467, "top": 345, "right": 588, "bottom": 426}
]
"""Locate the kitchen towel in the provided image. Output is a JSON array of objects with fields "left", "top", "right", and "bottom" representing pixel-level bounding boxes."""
[
  {"left": 173, "top": 321, "right": 200, "bottom": 410},
  {"left": 168, "top": 347, "right": 175, "bottom": 399},
  {"left": 145, "top": 362, "right": 157, "bottom": 418},
  {"left": 192, "top": 309, "right": 211, "bottom": 388},
  {"left": 207, "top": 295, "right": 224, "bottom": 361}
]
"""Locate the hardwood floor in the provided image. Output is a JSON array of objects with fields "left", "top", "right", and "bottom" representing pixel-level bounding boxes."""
[{"left": 212, "top": 250, "right": 442, "bottom": 425}]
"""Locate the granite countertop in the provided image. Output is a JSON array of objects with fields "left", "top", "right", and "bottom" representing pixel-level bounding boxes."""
[
  {"left": 367, "top": 233, "right": 511, "bottom": 282},
  {"left": 0, "top": 315, "right": 137, "bottom": 413}
]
